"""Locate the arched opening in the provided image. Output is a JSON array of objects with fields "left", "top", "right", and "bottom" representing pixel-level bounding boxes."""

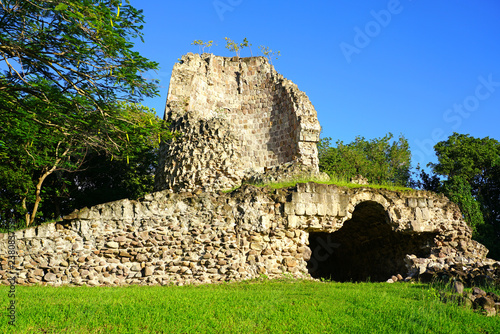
[{"left": 306, "top": 201, "right": 436, "bottom": 282}]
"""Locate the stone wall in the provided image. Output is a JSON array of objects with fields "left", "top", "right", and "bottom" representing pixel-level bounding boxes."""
[
  {"left": 155, "top": 53, "right": 322, "bottom": 192},
  {"left": 0, "top": 184, "right": 491, "bottom": 286}
]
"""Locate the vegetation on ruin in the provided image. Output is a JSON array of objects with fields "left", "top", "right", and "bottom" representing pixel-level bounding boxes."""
[
  {"left": 192, "top": 38, "right": 282, "bottom": 62},
  {"left": 224, "top": 37, "right": 252, "bottom": 57},
  {"left": 0, "top": 0, "right": 166, "bottom": 227},
  {"left": 258, "top": 45, "right": 281, "bottom": 64},
  {"left": 223, "top": 176, "right": 414, "bottom": 194},
  {"left": 318, "top": 132, "right": 500, "bottom": 260},
  {"left": 191, "top": 40, "right": 215, "bottom": 53},
  {"left": 1, "top": 279, "right": 498, "bottom": 333},
  {"left": 318, "top": 133, "right": 412, "bottom": 188}
]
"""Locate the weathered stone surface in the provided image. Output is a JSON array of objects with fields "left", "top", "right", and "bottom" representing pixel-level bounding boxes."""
[
  {"left": 0, "top": 183, "right": 495, "bottom": 287},
  {"left": 106, "top": 242, "right": 119, "bottom": 249},
  {"left": 453, "top": 281, "right": 464, "bottom": 294},
  {"left": 44, "top": 273, "right": 57, "bottom": 282},
  {"left": 144, "top": 267, "right": 154, "bottom": 277},
  {"left": 155, "top": 53, "right": 322, "bottom": 193}
]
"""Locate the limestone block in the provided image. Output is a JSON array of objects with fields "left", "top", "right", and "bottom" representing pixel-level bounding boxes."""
[
  {"left": 298, "top": 192, "right": 314, "bottom": 204},
  {"left": 316, "top": 203, "right": 326, "bottom": 216},
  {"left": 296, "top": 183, "right": 308, "bottom": 193},
  {"left": 106, "top": 242, "right": 119, "bottom": 249},
  {"left": 23, "top": 228, "right": 36, "bottom": 239},
  {"left": 325, "top": 201, "right": 338, "bottom": 216},
  {"left": 417, "top": 198, "right": 427, "bottom": 208},
  {"left": 305, "top": 203, "right": 317, "bottom": 216},
  {"left": 250, "top": 243, "right": 263, "bottom": 251},
  {"left": 144, "top": 267, "right": 154, "bottom": 277},
  {"left": 122, "top": 200, "right": 134, "bottom": 219},
  {"left": 410, "top": 219, "right": 434, "bottom": 233},
  {"left": 44, "top": 273, "right": 57, "bottom": 282},
  {"left": 415, "top": 208, "right": 423, "bottom": 223},
  {"left": 295, "top": 203, "right": 306, "bottom": 216},
  {"left": 407, "top": 198, "right": 418, "bottom": 208},
  {"left": 421, "top": 208, "right": 431, "bottom": 221},
  {"left": 287, "top": 215, "right": 298, "bottom": 229},
  {"left": 338, "top": 195, "right": 349, "bottom": 217},
  {"left": 101, "top": 205, "right": 113, "bottom": 219},
  {"left": 284, "top": 202, "right": 295, "bottom": 215},
  {"left": 36, "top": 223, "right": 56, "bottom": 238}
]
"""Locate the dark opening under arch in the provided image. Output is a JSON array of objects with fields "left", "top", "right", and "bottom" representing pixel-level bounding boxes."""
[{"left": 306, "top": 201, "right": 436, "bottom": 282}]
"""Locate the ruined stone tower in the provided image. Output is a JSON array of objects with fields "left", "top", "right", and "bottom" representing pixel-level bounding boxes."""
[{"left": 155, "top": 53, "right": 322, "bottom": 192}]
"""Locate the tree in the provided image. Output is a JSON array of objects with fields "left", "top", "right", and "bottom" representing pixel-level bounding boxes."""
[
  {"left": 258, "top": 45, "right": 281, "bottom": 65},
  {"left": 224, "top": 37, "right": 251, "bottom": 57},
  {"left": 0, "top": 100, "right": 170, "bottom": 226},
  {"left": 441, "top": 176, "right": 485, "bottom": 233},
  {"left": 0, "top": 1, "right": 162, "bottom": 226},
  {"left": 412, "top": 165, "right": 441, "bottom": 192},
  {"left": 430, "top": 133, "right": 500, "bottom": 191},
  {"left": 318, "top": 133, "right": 412, "bottom": 186},
  {"left": 41, "top": 103, "right": 170, "bottom": 220},
  {"left": 428, "top": 133, "right": 500, "bottom": 259},
  {"left": 191, "top": 40, "right": 215, "bottom": 54}
]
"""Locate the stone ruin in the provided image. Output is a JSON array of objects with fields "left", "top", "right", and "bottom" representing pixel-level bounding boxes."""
[
  {"left": 154, "top": 53, "right": 323, "bottom": 193},
  {"left": 0, "top": 53, "right": 497, "bottom": 288}
]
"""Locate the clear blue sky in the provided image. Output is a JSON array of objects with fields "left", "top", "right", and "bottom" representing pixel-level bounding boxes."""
[{"left": 132, "top": 0, "right": 500, "bottom": 168}]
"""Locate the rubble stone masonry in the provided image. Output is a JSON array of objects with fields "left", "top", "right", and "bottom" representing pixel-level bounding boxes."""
[
  {"left": 0, "top": 184, "right": 490, "bottom": 286},
  {"left": 155, "top": 53, "right": 321, "bottom": 192}
]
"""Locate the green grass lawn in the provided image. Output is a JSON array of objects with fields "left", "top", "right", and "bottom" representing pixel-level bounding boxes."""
[{"left": 1, "top": 279, "right": 499, "bottom": 333}]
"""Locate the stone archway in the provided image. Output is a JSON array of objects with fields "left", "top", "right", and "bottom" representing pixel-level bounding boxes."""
[{"left": 306, "top": 201, "right": 436, "bottom": 282}]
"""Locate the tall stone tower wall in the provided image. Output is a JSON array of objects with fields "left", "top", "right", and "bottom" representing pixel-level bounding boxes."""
[{"left": 155, "top": 53, "right": 321, "bottom": 192}]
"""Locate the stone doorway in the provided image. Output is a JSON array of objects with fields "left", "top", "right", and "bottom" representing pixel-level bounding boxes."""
[{"left": 306, "top": 201, "right": 436, "bottom": 282}]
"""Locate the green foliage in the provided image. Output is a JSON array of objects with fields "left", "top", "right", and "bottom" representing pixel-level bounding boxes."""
[
  {"left": 224, "top": 37, "right": 251, "bottom": 57},
  {"left": 191, "top": 39, "right": 215, "bottom": 53},
  {"left": 258, "top": 45, "right": 281, "bottom": 64},
  {"left": 441, "top": 176, "right": 485, "bottom": 234},
  {"left": 245, "top": 177, "right": 412, "bottom": 192},
  {"left": 412, "top": 165, "right": 442, "bottom": 192},
  {"left": 0, "top": 100, "right": 169, "bottom": 226},
  {"left": 43, "top": 103, "right": 171, "bottom": 220},
  {"left": 428, "top": 133, "right": 500, "bottom": 259},
  {"left": 318, "top": 133, "right": 412, "bottom": 187},
  {"left": 0, "top": 0, "right": 159, "bottom": 111},
  {"left": 0, "top": 1, "right": 161, "bottom": 226},
  {"left": 241, "top": 37, "right": 252, "bottom": 56},
  {"left": 430, "top": 133, "right": 500, "bottom": 187}
]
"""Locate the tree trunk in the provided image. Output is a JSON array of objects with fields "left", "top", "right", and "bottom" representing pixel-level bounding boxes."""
[
  {"left": 28, "top": 167, "right": 56, "bottom": 227},
  {"left": 22, "top": 197, "right": 29, "bottom": 227}
]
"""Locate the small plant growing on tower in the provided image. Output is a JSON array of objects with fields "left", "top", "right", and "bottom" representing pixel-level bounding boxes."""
[
  {"left": 259, "top": 45, "right": 281, "bottom": 65},
  {"left": 224, "top": 37, "right": 241, "bottom": 57},
  {"left": 191, "top": 40, "right": 215, "bottom": 53},
  {"left": 224, "top": 37, "right": 252, "bottom": 57},
  {"left": 241, "top": 37, "right": 253, "bottom": 56}
]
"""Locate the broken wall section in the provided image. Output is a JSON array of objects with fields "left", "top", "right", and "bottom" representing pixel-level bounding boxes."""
[
  {"left": 155, "top": 53, "right": 321, "bottom": 192},
  {"left": 0, "top": 183, "right": 492, "bottom": 286}
]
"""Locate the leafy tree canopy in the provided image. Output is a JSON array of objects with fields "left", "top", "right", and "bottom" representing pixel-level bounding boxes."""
[
  {"left": 429, "top": 133, "right": 500, "bottom": 190},
  {"left": 425, "top": 133, "right": 500, "bottom": 259},
  {"left": 0, "top": 0, "right": 158, "bottom": 112},
  {"left": 0, "top": 1, "right": 164, "bottom": 227},
  {"left": 318, "top": 133, "right": 411, "bottom": 187}
]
